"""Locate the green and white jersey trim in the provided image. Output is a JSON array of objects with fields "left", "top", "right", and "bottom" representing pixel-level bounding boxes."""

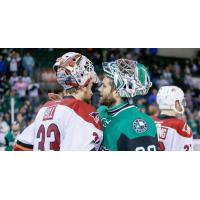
[{"left": 107, "top": 102, "right": 136, "bottom": 117}]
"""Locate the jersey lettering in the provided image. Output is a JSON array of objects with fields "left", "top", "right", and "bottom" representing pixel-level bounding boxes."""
[{"left": 159, "top": 127, "right": 168, "bottom": 140}]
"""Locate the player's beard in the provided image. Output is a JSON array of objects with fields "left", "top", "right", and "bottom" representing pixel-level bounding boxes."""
[{"left": 99, "top": 93, "right": 116, "bottom": 107}]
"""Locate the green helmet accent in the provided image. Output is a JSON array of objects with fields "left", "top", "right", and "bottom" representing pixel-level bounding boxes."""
[
  {"left": 102, "top": 59, "right": 152, "bottom": 98},
  {"left": 135, "top": 63, "right": 152, "bottom": 96}
]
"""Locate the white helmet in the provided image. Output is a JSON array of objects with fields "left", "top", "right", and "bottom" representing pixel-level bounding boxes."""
[
  {"left": 53, "top": 52, "right": 98, "bottom": 90},
  {"left": 156, "top": 86, "right": 186, "bottom": 114}
]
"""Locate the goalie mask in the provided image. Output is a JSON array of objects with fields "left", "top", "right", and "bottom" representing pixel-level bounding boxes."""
[
  {"left": 102, "top": 59, "right": 152, "bottom": 98},
  {"left": 156, "top": 86, "right": 186, "bottom": 114},
  {"left": 53, "top": 52, "right": 98, "bottom": 90}
]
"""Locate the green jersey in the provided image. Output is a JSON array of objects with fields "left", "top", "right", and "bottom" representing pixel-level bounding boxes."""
[{"left": 98, "top": 102, "right": 158, "bottom": 151}]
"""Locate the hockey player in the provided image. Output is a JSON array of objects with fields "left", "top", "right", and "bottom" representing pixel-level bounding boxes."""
[
  {"left": 14, "top": 52, "right": 103, "bottom": 151},
  {"left": 98, "top": 59, "right": 158, "bottom": 151},
  {"left": 153, "top": 86, "right": 193, "bottom": 151}
]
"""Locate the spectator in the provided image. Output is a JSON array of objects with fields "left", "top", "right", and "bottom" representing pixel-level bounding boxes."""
[
  {"left": 22, "top": 70, "right": 32, "bottom": 85},
  {"left": 163, "top": 65, "right": 173, "bottom": 85},
  {"left": 147, "top": 105, "right": 159, "bottom": 117},
  {"left": 4, "top": 89, "right": 20, "bottom": 114},
  {"left": 147, "top": 88, "right": 158, "bottom": 105},
  {"left": 9, "top": 71, "right": 19, "bottom": 88},
  {"left": 15, "top": 52, "right": 23, "bottom": 75},
  {"left": 155, "top": 75, "right": 169, "bottom": 88},
  {"left": 0, "top": 55, "right": 6, "bottom": 75},
  {"left": 150, "top": 64, "right": 162, "bottom": 84},
  {"left": 14, "top": 77, "right": 28, "bottom": 101},
  {"left": 0, "top": 75, "right": 10, "bottom": 97},
  {"left": 4, "top": 121, "right": 20, "bottom": 151},
  {"left": 22, "top": 52, "right": 35, "bottom": 77},
  {"left": 0, "top": 75, "right": 10, "bottom": 113},
  {"left": 173, "top": 73, "right": 186, "bottom": 88},
  {"left": 4, "top": 113, "right": 11, "bottom": 127},
  {"left": 184, "top": 74, "right": 195, "bottom": 88},
  {"left": 149, "top": 48, "right": 158, "bottom": 56},
  {"left": 188, "top": 114, "right": 198, "bottom": 139},
  {"left": 28, "top": 79, "right": 40, "bottom": 107},
  {"left": 197, "top": 58, "right": 200, "bottom": 73},
  {"left": 185, "top": 89, "right": 195, "bottom": 109},
  {"left": 173, "top": 61, "right": 181, "bottom": 75},
  {"left": 16, "top": 113, "right": 25, "bottom": 133},
  {"left": 7, "top": 51, "right": 21, "bottom": 75},
  {"left": 0, "top": 113, "right": 10, "bottom": 150}
]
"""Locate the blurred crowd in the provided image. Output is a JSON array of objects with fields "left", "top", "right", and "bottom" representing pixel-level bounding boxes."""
[
  {"left": 0, "top": 49, "right": 42, "bottom": 150},
  {"left": 0, "top": 48, "right": 200, "bottom": 150}
]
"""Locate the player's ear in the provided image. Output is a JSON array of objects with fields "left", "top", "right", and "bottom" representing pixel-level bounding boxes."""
[{"left": 175, "top": 100, "right": 183, "bottom": 112}]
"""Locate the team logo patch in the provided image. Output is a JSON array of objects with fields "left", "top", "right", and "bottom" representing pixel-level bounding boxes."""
[
  {"left": 89, "top": 112, "right": 100, "bottom": 124},
  {"left": 132, "top": 119, "right": 148, "bottom": 134}
]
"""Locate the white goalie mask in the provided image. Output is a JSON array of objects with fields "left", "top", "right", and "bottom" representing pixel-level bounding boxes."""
[
  {"left": 53, "top": 52, "right": 98, "bottom": 90},
  {"left": 156, "top": 86, "right": 186, "bottom": 114},
  {"left": 102, "top": 59, "right": 152, "bottom": 98}
]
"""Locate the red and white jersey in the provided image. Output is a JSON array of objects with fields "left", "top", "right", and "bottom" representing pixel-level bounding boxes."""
[
  {"left": 152, "top": 115, "right": 193, "bottom": 151},
  {"left": 15, "top": 97, "right": 103, "bottom": 151}
]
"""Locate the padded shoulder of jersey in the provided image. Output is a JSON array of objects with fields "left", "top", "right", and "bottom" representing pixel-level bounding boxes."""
[
  {"left": 154, "top": 116, "right": 192, "bottom": 138},
  {"left": 97, "top": 105, "right": 108, "bottom": 116},
  {"left": 97, "top": 105, "right": 108, "bottom": 112},
  {"left": 120, "top": 106, "right": 154, "bottom": 121},
  {"left": 43, "top": 99, "right": 102, "bottom": 130}
]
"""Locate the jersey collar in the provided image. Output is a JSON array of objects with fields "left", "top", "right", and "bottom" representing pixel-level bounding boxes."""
[
  {"left": 158, "top": 114, "right": 176, "bottom": 119},
  {"left": 63, "top": 95, "right": 75, "bottom": 99},
  {"left": 107, "top": 101, "right": 129, "bottom": 116}
]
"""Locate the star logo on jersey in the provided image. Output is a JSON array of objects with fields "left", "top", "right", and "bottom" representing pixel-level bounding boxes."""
[
  {"left": 89, "top": 112, "right": 100, "bottom": 124},
  {"left": 132, "top": 119, "right": 148, "bottom": 134}
]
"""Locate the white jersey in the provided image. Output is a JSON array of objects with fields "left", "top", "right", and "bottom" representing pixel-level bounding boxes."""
[
  {"left": 15, "top": 97, "right": 103, "bottom": 151},
  {"left": 153, "top": 115, "right": 193, "bottom": 151}
]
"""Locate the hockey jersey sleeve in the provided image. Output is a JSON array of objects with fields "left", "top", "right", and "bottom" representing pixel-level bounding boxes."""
[
  {"left": 13, "top": 123, "right": 35, "bottom": 151},
  {"left": 60, "top": 110, "right": 103, "bottom": 151},
  {"left": 172, "top": 121, "right": 193, "bottom": 151}
]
